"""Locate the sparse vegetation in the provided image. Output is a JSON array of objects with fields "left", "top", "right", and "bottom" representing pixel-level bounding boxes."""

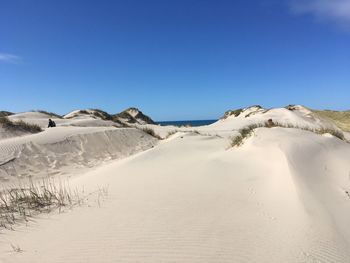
[
  {"left": 141, "top": 127, "right": 162, "bottom": 139},
  {"left": 245, "top": 108, "right": 269, "bottom": 118},
  {"left": 270, "top": 122, "right": 345, "bottom": 141},
  {"left": 125, "top": 107, "right": 155, "bottom": 124},
  {"left": 314, "top": 128, "right": 345, "bottom": 141},
  {"left": 231, "top": 134, "right": 244, "bottom": 147},
  {"left": 80, "top": 110, "right": 89, "bottom": 114},
  {"left": 231, "top": 109, "right": 244, "bottom": 117},
  {"left": 113, "top": 111, "right": 137, "bottom": 123},
  {"left": 231, "top": 120, "right": 346, "bottom": 148},
  {"left": 113, "top": 108, "right": 155, "bottom": 125},
  {"left": 0, "top": 117, "right": 42, "bottom": 133},
  {"left": 0, "top": 111, "right": 13, "bottom": 118},
  {"left": 36, "top": 110, "right": 62, "bottom": 119},
  {"left": 0, "top": 179, "right": 83, "bottom": 230},
  {"left": 231, "top": 124, "right": 259, "bottom": 147},
  {"left": 222, "top": 106, "right": 265, "bottom": 120},
  {"left": 89, "top": 109, "right": 113, "bottom": 121},
  {"left": 222, "top": 108, "right": 243, "bottom": 119}
]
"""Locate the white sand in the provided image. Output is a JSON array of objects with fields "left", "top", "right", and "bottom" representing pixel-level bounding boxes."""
[
  {"left": 0, "top": 126, "right": 157, "bottom": 182},
  {"left": 1, "top": 106, "right": 350, "bottom": 262},
  {"left": 137, "top": 105, "right": 338, "bottom": 139},
  {"left": 8, "top": 111, "right": 119, "bottom": 128}
]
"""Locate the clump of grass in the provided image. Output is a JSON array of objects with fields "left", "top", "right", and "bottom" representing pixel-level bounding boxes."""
[
  {"left": 0, "top": 117, "right": 42, "bottom": 133},
  {"left": 89, "top": 109, "right": 113, "bottom": 121},
  {"left": 231, "top": 109, "right": 243, "bottom": 117},
  {"left": 79, "top": 110, "right": 89, "bottom": 115},
  {"left": 141, "top": 127, "right": 162, "bottom": 140},
  {"left": 245, "top": 108, "right": 269, "bottom": 118},
  {"left": 223, "top": 108, "right": 243, "bottom": 119},
  {"left": 231, "top": 124, "right": 260, "bottom": 147},
  {"left": 231, "top": 134, "right": 244, "bottom": 147},
  {"left": 0, "top": 179, "right": 83, "bottom": 230}
]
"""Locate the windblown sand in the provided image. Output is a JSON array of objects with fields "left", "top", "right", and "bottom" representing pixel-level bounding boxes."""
[{"left": 1, "top": 106, "right": 350, "bottom": 262}]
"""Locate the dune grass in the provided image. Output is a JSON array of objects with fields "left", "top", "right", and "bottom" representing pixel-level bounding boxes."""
[
  {"left": 140, "top": 127, "right": 162, "bottom": 140},
  {"left": 231, "top": 121, "right": 346, "bottom": 147},
  {"left": 0, "top": 179, "right": 83, "bottom": 230},
  {"left": 222, "top": 108, "right": 243, "bottom": 119},
  {"left": 230, "top": 125, "right": 257, "bottom": 147},
  {"left": 0, "top": 117, "right": 42, "bottom": 133},
  {"left": 35, "top": 110, "right": 63, "bottom": 119}
]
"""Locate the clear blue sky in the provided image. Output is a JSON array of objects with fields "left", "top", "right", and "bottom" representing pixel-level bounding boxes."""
[{"left": 1, "top": 0, "right": 349, "bottom": 120}]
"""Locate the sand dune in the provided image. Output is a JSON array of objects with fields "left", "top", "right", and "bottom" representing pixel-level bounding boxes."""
[
  {"left": 0, "top": 105, "right": 350, "bottom": 262},
  {"left": 0, "top": 126, "right": 157, "bottom": 182}
]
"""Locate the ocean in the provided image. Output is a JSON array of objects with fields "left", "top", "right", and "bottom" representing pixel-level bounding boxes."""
[{"left": 156, "top": 119, "right": 217, "bottom": 127}]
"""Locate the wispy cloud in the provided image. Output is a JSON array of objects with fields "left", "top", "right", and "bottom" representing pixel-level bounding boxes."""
[
  {"left": 288, "top": 0, "right": 350, "bottom": 27},
  {"left": 0, "top": 53, "right": 22, "bottom": 64}
]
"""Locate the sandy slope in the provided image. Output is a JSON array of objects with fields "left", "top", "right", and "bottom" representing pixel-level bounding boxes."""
[
  {"left": 139, "top": 105, "right": 339, "bottom": 139},
  {"left": 0, "top": 127, "right": 157, "bottom": 182},
  {"left": 1, "top": 106, "right": 350, "bottom": 262},
  {"left": 1, "top": 129, "right": 350, "bottom": 263}
]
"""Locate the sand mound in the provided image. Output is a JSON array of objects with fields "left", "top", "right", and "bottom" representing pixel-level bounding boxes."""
[
  {"left": 0, "top": 127, "right": 157, "bottom": 182},
  {"left": 0, "top": 117, "right": 42, "bottom": 140},
  {"left": 1, "top": 129, "right": 350, "bottom": 262}
]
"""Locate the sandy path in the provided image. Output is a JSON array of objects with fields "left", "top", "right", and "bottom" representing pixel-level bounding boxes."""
[{"left": 1, "top": 133, "right": 349, "bottom": 262}]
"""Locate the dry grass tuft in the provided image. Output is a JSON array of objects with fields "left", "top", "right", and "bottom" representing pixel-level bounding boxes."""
[
  {"left": 0, "top": 179, "right": 83, "bottom": 230},
  {"left": 231, "top": 124, "right": 258, "bottom": 147},
  {"left": 141, "top": 127, "right": 162, "bottom": 140}
]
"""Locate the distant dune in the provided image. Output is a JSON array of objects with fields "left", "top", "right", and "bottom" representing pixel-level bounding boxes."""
[{"left": 0, "top": 111, "right": 13, "bottom": 118}]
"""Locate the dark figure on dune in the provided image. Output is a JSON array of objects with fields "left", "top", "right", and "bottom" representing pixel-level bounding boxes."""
[{"left": 48, "top": 119, "right": 56, "bottom": 128}]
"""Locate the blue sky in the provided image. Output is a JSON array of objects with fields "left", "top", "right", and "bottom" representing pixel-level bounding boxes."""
[{"left": 1, "top": 0, "right": 349, "bottom": 120}]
